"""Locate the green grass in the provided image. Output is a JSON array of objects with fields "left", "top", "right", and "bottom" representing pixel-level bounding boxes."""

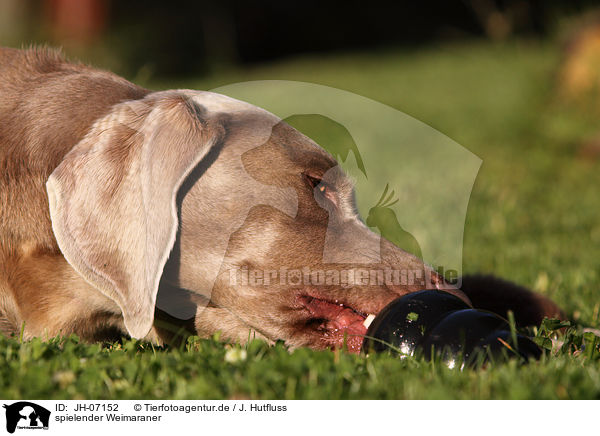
[
  {"left": 1, "top": 323, "right": 598, "bottom": 399},
  {"left": 2, "top": 39, "right": 600, "bottom": 399}
]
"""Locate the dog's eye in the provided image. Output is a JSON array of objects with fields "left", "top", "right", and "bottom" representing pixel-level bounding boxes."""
[
  {"left": 304, "top": 174, "right": 325, "bottom": 191},
  {"left": 303, "top": 173, "right": 334, "bottom": 203}
]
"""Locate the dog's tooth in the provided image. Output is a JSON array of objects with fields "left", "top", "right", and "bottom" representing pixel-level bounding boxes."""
[{"left": 363, "top": 314, "right": 376, "bottom": 329}]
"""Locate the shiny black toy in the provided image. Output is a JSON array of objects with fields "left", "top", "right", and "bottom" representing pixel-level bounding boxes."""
[{"left": 362, "top": 289, "right": 542, "bottom": 367}]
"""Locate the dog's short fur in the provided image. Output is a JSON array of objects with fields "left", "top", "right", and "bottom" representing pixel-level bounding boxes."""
[{"left": 0, "top": 47, "right": 564, "bottom": 351}]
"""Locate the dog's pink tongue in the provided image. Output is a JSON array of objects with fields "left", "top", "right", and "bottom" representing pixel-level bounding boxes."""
[
  {"left": 302, "top": 297, "right": 367, "bottom": 353},
  {"left": 326, "top": 311, "right": 368, "bottom": 353}
]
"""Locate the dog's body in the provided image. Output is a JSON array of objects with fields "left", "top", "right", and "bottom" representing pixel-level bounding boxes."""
[
  {"left": 0, "top": 48, "right": 147, "bottom": 341},
  {"left": 0, "top": 47, "right": 563, "bottom": 351}
]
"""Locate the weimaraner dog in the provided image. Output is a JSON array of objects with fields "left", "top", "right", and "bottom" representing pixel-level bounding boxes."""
[{"left": 0, "top": 47, "right": 563, "bottom": 352}]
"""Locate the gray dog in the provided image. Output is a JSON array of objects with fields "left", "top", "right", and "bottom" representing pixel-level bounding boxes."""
[{"left": 0, "top": 47, "right": 563, "bottom": 352}]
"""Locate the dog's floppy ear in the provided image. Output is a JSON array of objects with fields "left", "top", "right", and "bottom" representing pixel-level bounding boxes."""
[{"left": 46, "top": 91, "right": 223, "bottom": 339}]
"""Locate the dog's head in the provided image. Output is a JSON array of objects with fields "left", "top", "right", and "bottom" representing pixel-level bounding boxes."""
[{"left": 47, "top": 90, "right": 468, "bottom": 352}]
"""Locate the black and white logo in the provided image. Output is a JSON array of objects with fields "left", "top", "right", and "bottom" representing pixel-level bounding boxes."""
[{"left": 3, "top": 402, "right": 50, "bottom": 434}]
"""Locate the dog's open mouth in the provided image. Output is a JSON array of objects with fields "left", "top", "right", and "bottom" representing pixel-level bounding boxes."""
[{"left": 298, "top": 295, "right": 373, "bottom": 353}]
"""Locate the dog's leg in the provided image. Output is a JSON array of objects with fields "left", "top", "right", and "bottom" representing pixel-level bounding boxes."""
[{"left": 459, "top": 274, "right": 566, "bottom": 326}]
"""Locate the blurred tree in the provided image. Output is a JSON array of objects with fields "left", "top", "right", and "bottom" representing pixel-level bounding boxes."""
[
  {"left": 0, "top": 0, "right": 41, "bottom": 46},
  {"left": 45, "top": 0, "right": 108, "bottom": 46},
  {"left": 4, "top": 0, "right": 600, "bottom": 78}
]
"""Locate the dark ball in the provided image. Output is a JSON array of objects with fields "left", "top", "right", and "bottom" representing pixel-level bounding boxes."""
[
  {"left": 362, "top": 289, "right": 542, "bottom": 367},
  {"left": 421, "top": 308, "right": 510, "bottom": 367},
  {"left": 362, "top": 289, "right": 470, "bottom": 356},
  {"left": 479, "top": 329, "right": 543, "bottom": 361}
]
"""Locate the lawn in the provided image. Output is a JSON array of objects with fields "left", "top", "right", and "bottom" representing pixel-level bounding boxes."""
[{"left": 1, "top": 39, "right": 599, "bottom": 399}]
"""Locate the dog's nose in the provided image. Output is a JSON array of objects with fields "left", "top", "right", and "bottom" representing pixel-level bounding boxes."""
[{"left": 378, "top": 237, "right": 472, "bottom": 305}]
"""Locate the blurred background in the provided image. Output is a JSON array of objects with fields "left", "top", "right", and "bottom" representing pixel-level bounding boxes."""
[
  {"left": 0, "top": 1, "right": 599, "bottom": 78},
  {"left": 1, "top": 0, "right": 599, "bottom": 322}
]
